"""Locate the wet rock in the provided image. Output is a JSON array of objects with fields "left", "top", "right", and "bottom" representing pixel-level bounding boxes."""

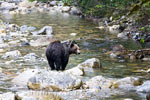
[
  {"left": 16, "top": 91, "right": 64, "bottom": 100},
  {"left": 8, "top": 40, "right": 20, "bottom": 45},
  {"left": 110, "top": 53, "right": 117, "bottom": 58},
  {"left": 136, "top": 81, "right": 150, "bottom": 93},
  {"left": 0, "top": 92, "right": 15, "bottom": 100},
  {"left": 70, "top": 33, "right": 77, "bottom": 36},
  {"left": 0, "top": 36, "right": 4, "bottom": 44},
  {"left": 61, "top": 6, "right": 70, "bottom": 12},
  {"left": 2, "top": 50, "right": 21, "bottom": 59},
  {"left": 118, "top": 32, "right": 128, "bottom": 39},
  {"left": 12, "top": 69, "right": 39, "bottom": 86},
  {"left": 19, "top": 0, "right": 37, "bottom": 8},
  {"left": 112, "top": 77, "right": 142, "bottom": 90},
  {"left": 8, "top": 24, "right": 20, "bottom": 32},
  {"left": 50, "top": 1, "right": 57, "bottom": 6},
  {"left": 83, "top": 76, "right": 114, "bottom": 89},
  {"left": 20, "top": 25, "right": 36, "bottom": 32},
  {"left": 70, "top": 6, "right": 81, "bottom": 15},
  {"left": 65, "top": 67, "right": 85, "bottom": 76},
  {"left": 27, "top": 69, "right": 82, "bottom": 91},
  {"left": 31, "top": 26, "right": 53, "bottom": 36},
  {"left": 23, "top": 53, "right": 41, "bottom": 62},
  {"left": 108, "top": 25, "right": 120, "bottom": 34},
  {"left": 1, "top": 2, "right": 16, "bottom": 10},
  {"left": 30, "top": 37, "right": 56, "bottom": 47},
  {"left": 57, "top": 1, "right": 64, "bottom": 6},
  {"left": 77, "top": 58, "right": 101, "bottom": 68},
  {"left": 0, "top": 43, "right": 9, "bottom": 48}
]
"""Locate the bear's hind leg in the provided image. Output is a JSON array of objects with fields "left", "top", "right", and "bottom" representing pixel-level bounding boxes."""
[
  {"left": 49, "top": 60, "right": 55, "bottom": 70},
  {"left": 55, "top": 59, "right": 61, "bottom": 71}
]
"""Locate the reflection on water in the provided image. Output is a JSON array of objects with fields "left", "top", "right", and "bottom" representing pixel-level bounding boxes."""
[{"left": 0, "top": 12, "right": 148, "bottom": 99}]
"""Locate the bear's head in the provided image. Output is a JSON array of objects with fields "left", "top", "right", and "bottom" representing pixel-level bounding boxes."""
[{"left": 68, "top": 40, "right": 80, "bottom": 55}]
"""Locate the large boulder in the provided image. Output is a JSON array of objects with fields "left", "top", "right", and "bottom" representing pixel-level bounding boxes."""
[
  {"left": 27, "top": 69, "right": 82, "bottom": 91},
  {"left": 70, "top": 6, "right": 81, "bottom": 15},
  {"left": 31, "top": 26, "right": 53, "bottom": 36},
  {"left": 19, "top": 0, "right": 37, "bottom": 8},
  {"left": 112, "top": 77, "right": 142, "bottom": 90},
  {"left": 1, "top": 2, "right": 16, "bottom": 10},
  {"left": 136, "top": 81, "right": 150, "bottom": 93},
  {"left": 83, "top": 76, "right": 114, "bottom": 89},
  {"left": 0, "top": 92, "right": 15, "bottom": 100},
  {"left": 12, "top": 69, "right": 39, "bottom": 86},
  {"left": 108, "top": 25, "right": 120, "bottom": 34},
  {"left": 77, "top": 58, "right": 101, "bottom": 68},
  {"left": 65, "top": 67, "right": 85, "bottom": 76},
  {"left": 23, "top": 53, "right": 41, "bottom": 62},
  {"left": 2, "top": 50, "right": 21, "bottom": 59}
]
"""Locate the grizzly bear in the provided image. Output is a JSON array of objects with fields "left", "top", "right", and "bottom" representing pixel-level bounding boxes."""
[{"left": 46, "top": 40, "right": 80, "bottom": 71}]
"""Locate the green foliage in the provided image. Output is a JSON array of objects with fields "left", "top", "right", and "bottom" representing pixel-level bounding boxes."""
[{"left": 140, "top": 38, "right": 145, "bottom": 43}]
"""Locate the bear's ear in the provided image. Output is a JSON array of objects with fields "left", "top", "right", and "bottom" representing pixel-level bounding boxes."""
[{"left": 69, "top": 40, "right": 76, "bottom": 48}]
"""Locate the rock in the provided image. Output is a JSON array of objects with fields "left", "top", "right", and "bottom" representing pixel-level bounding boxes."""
[
  {"left": 0, "top": 43, "right": 9, "bottom": 48},
  {"left": 112, "top": 77, "right": 142, "bottom": 90},
  {"left": 30, "top": 37, "right": 56, "bottom": 47},
  {"left": 108, "top": 25, "right": 120, "bottom": 34},
  {"left": 23, "top": 53, "right": 41, "bottom": 62},
  {"left": 83, "top": 76, "right": 114, "bottom": 89},
  {"left": 124, "top": 99, "right": 133, "bottom": 100},
  {"left": 27, "top": 69, "right": 82, "bottom": 91},
  {"left": 0, "top": 49, "right": 4, "bottom": 53},
  {"left": 8, "top": 24, "right": 20, "bottom": 31},
  {"left": 117, "top": 33, "right": 128, "bottom": 39},
  {"left": 19, "top": 0, "right": 37, "bottom": 8},
  {"left": 0, "top": 92, "right": 15, "bottom": 100},
  {"left": 110, "top": 53, "right": 117, "bottom": 58},
  {"left": 8, "top": 40, "right": 20, "bottom": 45},
  {"left": 65, "top": 67, "right": 85, "bottom": 76},
  {"left": 50, "top": 1, "right": 57, "bottom": 6},
  {"left": 70, "top": 6, "right": 81, "bottom": 15},
  {"left": 12, "top": 69, "right": 39, "bottom": 86},
  {"left": 57, "top": 1, "right": 64, "bottom": 6},
  {"left": 0, "top": 35, "right": 4, "bottom": 44},
  {"left": 136, "top": 81, "right": 150, "bottom": 93},
  {"left": 61, "top": 6, "right": 70, "bottom": 12},
  {"left": 20, "top": 25, "right": 36, "bottom": 32},
  {"left": 16, "top": 91, "right": 64, "bottom": 100},
  {"left": 78, "top": 58, "right": 101, "bottom": 68},
  {"left": 31, "top": 26, "right": 53, "bottom": 36},
  {"left": 1, "top": 2, "right": 16, "bottom": 10},
  {"left": 2, "top": 50, "right": 21, "bottom": 59},
  {"left": 70, "top": 33, "right": 77, "bottom": 36}
]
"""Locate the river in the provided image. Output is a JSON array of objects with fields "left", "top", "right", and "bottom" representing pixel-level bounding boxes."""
[{"left": 0, "top": 12, "right": 149, "bottom": 100}]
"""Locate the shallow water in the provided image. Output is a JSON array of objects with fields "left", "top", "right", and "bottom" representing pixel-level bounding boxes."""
[{"left": 0, "top": 12, "right": 149, "bottom": 99}]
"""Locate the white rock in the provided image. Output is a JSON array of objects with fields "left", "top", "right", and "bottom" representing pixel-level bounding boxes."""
[
  {"left": 78, "top": 58, "right": 101, "bottom": 68},
  {"left": 19, "top": 0, "right": 37, "bottom": 8},
  {"left": 0, "top": 92, "right": 15, "bottom": 100},
  {"left": 50, "top": 1, "right": 57, "bottom": 6},
  {"left": 118, "top": 33, "right": 128, "bottom": 39},
  {"left": 108, "top": 25, "right": 120, "bottom": 34},
  {"left": 61, "top": 6, "right": 71, "bottom": 12},
  {"left": 70, "top": 33, "right": 77, "bottom": 36},
  {"left": 2, "top": 50, "right": 21, "bottom": 59},
  {"left": 12, "top": 69, "right": 39, "bottom": 86},
  {"left": 70, "top": 6, "right": 81, "bottom": 15},
  {"left": 65, "top": 67, "right": 84, "bottom": 76}
]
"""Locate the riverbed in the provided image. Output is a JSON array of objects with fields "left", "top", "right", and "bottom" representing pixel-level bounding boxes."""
[{"left": 0, "top": 12, "right": 149, "bottom": 100}]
